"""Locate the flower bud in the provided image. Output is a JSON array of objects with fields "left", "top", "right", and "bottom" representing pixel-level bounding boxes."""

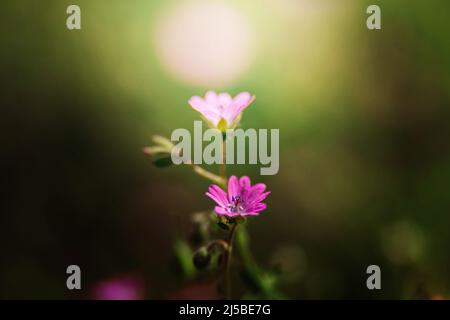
[{"left": 193, "top": 246, "right": 211, "bottom": 269}]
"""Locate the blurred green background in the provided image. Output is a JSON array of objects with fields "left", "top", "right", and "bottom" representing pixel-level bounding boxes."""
[{"left": 1, "top": 0, "right": 450, "bottom": 299}]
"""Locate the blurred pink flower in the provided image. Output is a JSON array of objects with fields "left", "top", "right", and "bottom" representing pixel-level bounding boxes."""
[
  {"left": 91, "top": 275, "right": 145, "bottom": 300},
  {"left": 206, "top": 175, "right": 270, "bottom": 217},
  {"left": 188, "top": 91, "right": 255, "bottom": 130}
]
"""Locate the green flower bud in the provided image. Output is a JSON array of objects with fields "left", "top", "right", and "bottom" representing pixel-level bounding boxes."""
[{"left": 193, "top": 246, "right": 211, "bottom": 269}]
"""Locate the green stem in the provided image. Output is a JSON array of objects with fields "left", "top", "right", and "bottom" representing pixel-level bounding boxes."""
[
  {"left": 206, "top": 239, "right": 229, "bottom": 252},
  {"left": 187, "top": 163, "right": 226, "bottom": 188},
  {"left": 220, "top": 139, "right": 227, "bottom": 181},
  {"left": 220, "top": 136, "right": 235, "bottom": 299}
]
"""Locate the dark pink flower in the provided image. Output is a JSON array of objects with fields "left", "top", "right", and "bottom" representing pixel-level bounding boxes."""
[
  {"left": 206, "top": 175, "right": 270, "bottom": 217},
  {"left": 91, "top": 275, "right": 145, "bottom": 300},
  {"left": 188, "top": 91, "right": 255, "bottom": 130}
]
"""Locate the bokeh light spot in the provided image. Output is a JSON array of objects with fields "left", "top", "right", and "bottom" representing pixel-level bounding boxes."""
[{"left": 154, "top": 0, "right": 254, "bottom": 87}]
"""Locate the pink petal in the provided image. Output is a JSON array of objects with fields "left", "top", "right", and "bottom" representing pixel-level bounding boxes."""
[
  {"left": 239, "top": 176, "right": 251, "bottom": 189},
  {"left": 241, "top": 211, "right": 261, "bottom": 216},
  {"left": 215, "top": 206, "right": 240, "bottom": 217},
  {"left": 188, "top": 96, "right": 209, "bottom": 112},
  {"left": 205, "top": 91, "right": 219, "bottom": 106},
  {"left": 223, "top": 93, "right": 255, "bottom": 123},
  {"left": 233, "top": 92, "right": 252, "bottom": 105},
  {"left": 207, "top": 185, "right": 228, "bottom": 207},
  {"left": 227, "top": 175, "right": 240, "bottom": 202},
  {"left": 245, "top": 183, "right": 266, "bottom": 204},
  {"left": 251, "top": 202, "right": 267, "bottom": 213},
  {"left": 218, "top": 93, "right": 233, "bottom": 109},
  {"left": 232, "top": 94, "right": 255, "bottom": 116},
  {"left": 206, "top": 192, "right": 221, "bottom": 206},
  {"left": 239, "top": 176, "right": 251, "bottom": 198},
  {"left": 188, "top": 96, "right": 221, "bottom": 124},
  {"left": 248, "top": 191, "right": 270, "bottom": 207},
  {"left": 214, "top": 206, "right": 229, "bottom": 215}
]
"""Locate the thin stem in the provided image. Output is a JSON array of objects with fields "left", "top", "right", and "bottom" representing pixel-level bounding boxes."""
[
  {"left": 219, "top": 136, "right": 234, "bottom": 299},
  {"left": 206, "top": 239, "right": 229, "bottom": 252},
  {"left": 220, "top": 139, "right": 227, "bottom": 180},
  {"left": 186, "top": 163, "right": 226, "bottom": 188},
  {"left": 223, "top": 222, "right": 238, "bottom": 300}
]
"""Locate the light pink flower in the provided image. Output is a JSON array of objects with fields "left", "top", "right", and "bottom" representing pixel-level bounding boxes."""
[
  {"left": 206, "top": 175, "right": 270, "bottom": 217},
  {"left": 188, "top": 91, "right": 255, "bottom": 130}
]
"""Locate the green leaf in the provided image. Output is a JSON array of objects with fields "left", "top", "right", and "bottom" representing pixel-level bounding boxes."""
[
  {"left": 174, "top": 240, "right": 195, "bottom": 278},
  {"left": 152, "top": 156, "right": 173, "bottom": 167}
]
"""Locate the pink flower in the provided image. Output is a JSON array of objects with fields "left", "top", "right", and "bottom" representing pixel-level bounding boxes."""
[
  {"left": 206, "top": 175, "right": 270, "bottom": 217},
  {"left": 188, "top": 91, "right": 255, "bottom": 130},
  {"left": 91, "top": 275, "right": 145, "bottom": 300}
]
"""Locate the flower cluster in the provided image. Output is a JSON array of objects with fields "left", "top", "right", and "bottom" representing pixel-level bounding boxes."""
[
  {"left": 144, "top": 90, "right": 273, "bottom": 299},
  {"left": 190, "top": 91, "right": 269, "bottom": 217},
  {"left": 144, "top": 90, "right": 270, "bottom": 218}
]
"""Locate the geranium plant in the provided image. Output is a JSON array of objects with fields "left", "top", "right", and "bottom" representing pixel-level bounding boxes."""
[{"left": 144, "top": 91, "right": 281, "bottom": 299}]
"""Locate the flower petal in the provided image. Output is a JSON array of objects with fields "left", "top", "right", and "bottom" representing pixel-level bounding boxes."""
[
  {"left": 239, "top": 176, "right": 251, "bottom": 189},
  {"left": 218, "top": 93, "right": 233, "bottom": 109},
  {"left": 248, "top": 191, "right": 270, "bottom": 207},
  {"left": 239, "top": 176, "right": 251, "bottom": 199},
  {"left": 215, "top": 206, "right": 240, "bottom": 217},
  {"left": 223, "top": 93, "right": 255, "bottom": 124},
  {"left": 232, "top": 94, "right": 255, "bottom": 117},
  {"left": 233, "top": 92, "right": 252, "bottom": 105},
  {"left": 227, "top": 175, "right": 240, "bottom": 202},
  {"left": 241, "top": 211, "right": 261, "bottom": 216},
  {"left": 207, "top": 185, "right": 228, "bottom": 207},
  {"left": 205, "top": 91, "right": 219, "bottom": 106},
  {"left": 205, "top": 192, "right": 221, "bottom": 206},
  {"left": 214, "top": 206, "right": 229, "bottom": 216},
  {"left": 188, "top": 96, "right": 221, "bottom": 124},
  {"left": 251, "top": 202, "right": 267, "bottom": 213},
  {"left": 245, "top": 183, "right": 266, "bottom": 204}
]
